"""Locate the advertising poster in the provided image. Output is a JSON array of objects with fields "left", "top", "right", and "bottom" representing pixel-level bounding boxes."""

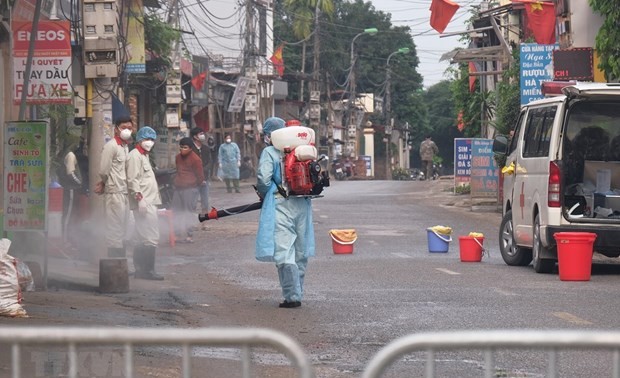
[
  {"left": 470, "top": 139, "right": 499, "bottom": 198},
  {"left": 3, "top": 121, "right": 49, "bottom": 231},
  {"left": 125, "top": 0, "right": 146, "bottom": 73},
  {"left": 454, "top": 138, "right": 472, "bottom": 187},
  {"left": 519, "top": 43, "right": 558, "bottom": 105},
  {"left": 12, "top": 21, "right": 72, "bottom": 105}
]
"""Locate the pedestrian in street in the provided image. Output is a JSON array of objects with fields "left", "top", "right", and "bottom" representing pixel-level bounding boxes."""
[
  {"left": 419, "top": 135, "right": 439, "bottom": 180},
  {"left": 59, "top": 143, "right": 83, "bottom": 241},
  {"left": 218, "top": 134, "right": 241, "bottom": 193},
  {"left": 172, "top": 137, "right": 206, "bottom": 243},
  {"left": 190, "top": 127, "right": 210, "bottom": 212},
  {"left": 255, "top": 117, "right": 315, "bottom": 308},
  {"left": 94, "top": 116, "right": 133, "bottom": 257},
  {"left": 127, "top": 126, "right": 163, "bottom": 280}
]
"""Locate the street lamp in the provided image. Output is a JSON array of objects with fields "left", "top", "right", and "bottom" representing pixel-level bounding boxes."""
[
  {"left": 347, "top": 27, "right": 378, "bottom": 158},
  {"left": 384, "top": 47, "right": 409, "bottom": 180}
]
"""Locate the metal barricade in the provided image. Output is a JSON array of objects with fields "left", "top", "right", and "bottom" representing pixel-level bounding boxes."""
[
  {"left": 362, "top": 330, "right": 620, "bottom": 378},
  {"left": 0, "top": 326, "right": 314, "bottom": 378}
]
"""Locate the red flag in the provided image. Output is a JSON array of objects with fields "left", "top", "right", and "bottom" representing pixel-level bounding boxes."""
[
  {"left": 468, "top": 62, "right": 477, "bottom": 93},
  {"left": 191, "top": 71, "right": 207, "bottom": 91},
  {"left": 270, "top": 44, "right": 285, "bottom": 76},
  {"left": 193, "top": 106, "right": 210, "bottom": 131},
  {"left": 429, "top": 0, "right": 460, "bottom": 34},
  {"left": 518, "top": 0, "right": 556, "bottom": 44}
]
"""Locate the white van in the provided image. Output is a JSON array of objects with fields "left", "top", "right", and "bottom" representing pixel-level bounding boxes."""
[{"left": 492, "top": 83, "right": 620, "bottom": 273}]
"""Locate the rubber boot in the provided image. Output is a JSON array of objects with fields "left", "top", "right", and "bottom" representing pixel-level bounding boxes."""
[
  {"left": 277, "top": 264, "right": 301, "bottom": 306},
  {"left": 141, "top": 246, "right": 164, "bottom": 280},
  {"left": 233, "top": 179, "right": 240, "bottom": 193},
  {"left": 107, "top": 247, "right": 125, "bottom": 258},
  {"left": 132, "top": 245, "right": 147, "bottom": 278}
]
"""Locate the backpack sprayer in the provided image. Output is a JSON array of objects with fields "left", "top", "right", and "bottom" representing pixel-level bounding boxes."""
[{"left": 198, "top": 123, "right": 330, "bottom": 222}]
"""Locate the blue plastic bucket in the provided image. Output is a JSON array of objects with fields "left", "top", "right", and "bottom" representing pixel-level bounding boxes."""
[{"left": 427, "top": 229, "right": 451, "bottom": 253}]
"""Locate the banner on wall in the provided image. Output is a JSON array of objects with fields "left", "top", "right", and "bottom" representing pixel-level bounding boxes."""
[
  {"left": 520, "top": 43, "right": 558, "bottom": 105},
  {"left": 470, "top": 139, "right": 499, "bottom": 198},
  {"left": 12, "top": 21, "right": 72, "bottom": 105},
  {"left": 3, "top": 121, "right": 49, "bottom": 231}
]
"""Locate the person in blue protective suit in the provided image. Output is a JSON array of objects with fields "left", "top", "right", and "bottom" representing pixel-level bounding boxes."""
[
  {"left": 255, "top": 117, "right": 315, "bottom": 308},
  {"left": 218, "top": 134, "right": 241, "bottom": 193}
]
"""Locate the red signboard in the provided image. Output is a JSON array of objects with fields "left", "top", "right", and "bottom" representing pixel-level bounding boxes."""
[{"left": 12, "top": 21, "right": 72, "bottom": 105}]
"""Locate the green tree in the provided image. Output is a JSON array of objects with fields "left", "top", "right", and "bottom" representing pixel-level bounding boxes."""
[
  {"left": 422, "top": 81, "right": 460, "bottom": 169},
  {"left": 589, "top": 0, "right": 620, "bottom": 80}
]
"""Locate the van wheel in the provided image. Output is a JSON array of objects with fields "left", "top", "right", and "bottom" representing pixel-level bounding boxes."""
[
  {"left": 532, "top": 214, "right": 556, "bottom": 274},
  {"left": 499, "top": 210, "right": 532, "bottom": 266}
]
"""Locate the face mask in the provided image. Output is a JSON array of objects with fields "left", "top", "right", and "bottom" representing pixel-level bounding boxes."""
[
  {"left": 263, "top": 135, "right": 271, "bottom": 145},
  {"left": 142, "top": 140, "right": 155, "bottom": 151},
  {"left": 225, "top": 138, "right": 232, "bottom": 143},
  {"left": 198, "top": 134, "right": 206, "bottom": 142},
  {"left": 119, "top": 128, "right": 132, "bottom": 141}
]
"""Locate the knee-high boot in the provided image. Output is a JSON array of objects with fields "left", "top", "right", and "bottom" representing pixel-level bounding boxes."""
[
  {"left": 277, "top": 264, "right": 301, "bottom": 303},
  {"left": 108, "top": 247, "right": 125, "bottom": 258},
  {"left": 133, "top": 245, "right": 146, "bottom": 278},
  {"left": 141, "top": 246, "right": 164, "bottom": 280}
]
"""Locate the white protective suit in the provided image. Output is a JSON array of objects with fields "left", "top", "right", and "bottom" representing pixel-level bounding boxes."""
[
  {"left": 127, "top": 147, "right": 162, "bottom": 247},
  {"left": 98, "top": 137, "right": 129, "bottom": 249}
]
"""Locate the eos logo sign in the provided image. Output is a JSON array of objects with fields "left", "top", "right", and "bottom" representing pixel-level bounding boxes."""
[{"left": 16, "top": 30, "right": 67, "bottom": 42}]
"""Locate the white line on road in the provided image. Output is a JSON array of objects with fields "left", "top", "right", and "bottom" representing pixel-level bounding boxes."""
[
  {"left": 551, "top": 312, "right": 593, "bottom": 325},
  {"left": 493, "top": 288, "right": 517, "bottom": 296},
  {"left": 436, "top": 268, "right": 460, "bottom": 275},
  {"left": 391, "top": 253, "right": 411, "bottom": 259}
]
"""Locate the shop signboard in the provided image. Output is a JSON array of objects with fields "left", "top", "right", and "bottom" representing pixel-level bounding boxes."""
[
  {"left": 470, "top": 139, "right": 499, "bottom": 198},
  {"left": 520, "top": 43, "right": 558, "bottom": 105},
  {"left": 3, "top": 121, "right": 49, "bottom": 231}
]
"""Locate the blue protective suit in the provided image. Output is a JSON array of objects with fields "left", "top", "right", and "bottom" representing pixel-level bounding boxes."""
[
  {"left": 218, "top": 142, "right": 241, "bottom": 179},
  {"left": 255, "top": 145, "right": 315, "bottom": 303}
]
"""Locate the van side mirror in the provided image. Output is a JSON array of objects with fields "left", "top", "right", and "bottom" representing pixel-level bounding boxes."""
[{"left": 492, "top": 135, "right": 509, "bottom": 155}]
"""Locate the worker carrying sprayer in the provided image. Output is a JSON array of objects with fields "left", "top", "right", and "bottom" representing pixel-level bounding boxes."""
[{"left": 198, "top": 118, "right": 329, "bottom": 308}]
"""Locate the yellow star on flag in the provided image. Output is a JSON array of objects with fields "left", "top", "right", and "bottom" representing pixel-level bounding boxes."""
[{"left": 531, "top": 1, "right": 543, "bottom": 11}]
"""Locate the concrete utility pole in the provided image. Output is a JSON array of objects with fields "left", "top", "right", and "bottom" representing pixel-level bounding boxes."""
[
  {"left": 384, "top": 47, "right": 409, "bottom": 180},
  {"left": 309, "top": 1, "right": 321, "bottom": 150}
]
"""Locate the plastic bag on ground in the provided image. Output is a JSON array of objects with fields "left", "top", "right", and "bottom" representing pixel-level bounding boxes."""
[
  {"left": 16, "top": 259, "right": 35, "bottom": 292},
  {"left": 0, "top": 239, "right": 28, "bottom": 317}
]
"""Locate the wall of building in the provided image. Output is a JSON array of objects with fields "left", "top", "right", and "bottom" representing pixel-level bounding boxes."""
[{"left": 569, "top": 0, "right": 603, "bottom": 48}]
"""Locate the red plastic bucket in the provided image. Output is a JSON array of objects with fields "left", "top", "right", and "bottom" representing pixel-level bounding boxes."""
[
  {"left": 459, "top": 236, "right": 484, "bottom": 262},
  {"left": 553, "top": 232, "right": 597, "bottom": 281},
  {"left": 48, "top": 187, "right": 64, "bottom": 212},
  {"left": 331, "top": 239, "right": 354, "bottom": 254}
]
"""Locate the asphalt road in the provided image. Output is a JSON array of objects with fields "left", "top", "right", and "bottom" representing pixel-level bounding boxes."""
[{"left": 4, "top": 178, "right": 620, "bottom": 377}]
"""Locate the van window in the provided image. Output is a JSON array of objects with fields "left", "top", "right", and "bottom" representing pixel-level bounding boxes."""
[
  {"left": 522, "top": 106, "right": 557, "bottom": 158},
  {"left": 508, "top": 110, "right": 526, "bottom": 155},
  {"left": 565, "top": 101, "right": 620, "bottom": 161}
]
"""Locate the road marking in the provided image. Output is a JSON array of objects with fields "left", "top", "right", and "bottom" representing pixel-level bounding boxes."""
[
  {"left": 319, "top": 215, "right": 328, "bottom": 219},
  {"left": 436, "top": 268, "right": 460, "bottom": 275},
  {"left": 391, "top": 253, "right": 411, "bottom": 259},
  {"left": 493, "top": 288, "right": 517, "bottom": 296},
  {"left": 551, "top": 312, "right": 593, "bottom": 325}
]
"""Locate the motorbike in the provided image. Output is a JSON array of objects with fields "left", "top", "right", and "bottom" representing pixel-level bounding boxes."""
[
  {"left": 432, "top": 163, "right": 442, "bottom": 180},
  {"left": 154, "top": 168, "right": 176, "bottom": 209},
  {"left": 332, "top": 159, "right": 355, "bottom": 180}
]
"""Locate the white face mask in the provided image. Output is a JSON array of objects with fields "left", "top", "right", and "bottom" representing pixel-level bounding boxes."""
[
  {"left": 198, "top": 134, "right": 206, "bottom": 142},
  {"left": 119, "top": 128, "right": 132, "bottom": 141},
  {"left": 141, "top": 140, "right": 155, "bottom": 151},
  {"left": 225, "top": 138, "right": 232, "bottom": 143}
]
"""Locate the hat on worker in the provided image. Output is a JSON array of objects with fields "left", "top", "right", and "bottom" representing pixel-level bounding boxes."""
[
  {"left": 190, "top": 127, "right": 204, "bottom": 138},
  {"left": 262, "top": 117, "right": 285, "bottom": 136},
  {"left": 136, "top": 126, "right": 156, "bottom": 141},
  {"left": 179, "top": 137, "right": 193, "bottom": 147}
]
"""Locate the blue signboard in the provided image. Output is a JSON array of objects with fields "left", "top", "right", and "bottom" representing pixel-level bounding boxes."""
[
  {"left": 454, "top": 138, "right": 472, "bottom": 187},
  {"left": 470, "top": 139, "right": 499, "bottom": 198},
  {"left": 520, "top": 43, "right": 558, "bottom": 105}
]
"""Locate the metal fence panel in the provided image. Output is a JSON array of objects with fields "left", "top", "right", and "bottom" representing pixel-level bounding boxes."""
[
  {"left": 362, "top": 330, "right": 620, "bottom": 378},
  {"left": 0, "top": 327, "right": 314, "bottom": 378}
]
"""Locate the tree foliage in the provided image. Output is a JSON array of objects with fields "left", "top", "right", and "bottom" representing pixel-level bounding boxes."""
[
  {"left": 589, "top": 0, "right": 620, "bottom": 80},
  {"left": 422, "top": 81, "right": 461, "bottom": 168},
  {"left": 495, "top": 48, "right": 521, "bottom": 136},
  {"left": 143, "top": 12, "right": 181, "bottom": 66}
]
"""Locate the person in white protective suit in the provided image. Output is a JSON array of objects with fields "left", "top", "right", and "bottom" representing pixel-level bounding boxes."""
[
  {"left": 255, "top": 117, "right": 315, "bottom": 308},
  {"left": 127, "top": 126, "right": 163, "bottom": 280},
  {"left": 95, "top": 116, "right": 133, "bottom": 257}
]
